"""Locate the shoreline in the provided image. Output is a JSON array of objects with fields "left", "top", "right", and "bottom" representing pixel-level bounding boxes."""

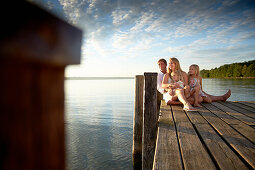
[{"left": 203, "top": 77, "right": 255, "bottom": 79}]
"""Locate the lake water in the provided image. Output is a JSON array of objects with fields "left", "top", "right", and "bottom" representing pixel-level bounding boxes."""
[{"left": 65, "top": 78, "right": 255, "bottom": 170}]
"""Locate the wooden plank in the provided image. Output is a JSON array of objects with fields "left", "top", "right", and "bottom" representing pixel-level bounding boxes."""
[
  {"left": 203, "top": 103, "right": 255, "bottom": 144},
  {"left": 198, "top": 105, "right": 255, "bottom": 169},
  {"left": 239, "top": 101, "right": 255, "bottom": 109},
  {"left": 187, "top": 107, "right": 249, "bottom": 169},
  {"left": 211, "top": 102, "right": 255, "bottom": 125},
  {"left": 219, "top": 101, "right": 255, "bottom": 119},
  {"left": 231, "top": 102, "right": 255, "bottom": 113},
  {"left": 172, "top": 105, "right": 216, "bottom": 170},
  {"left": 153, "top": 102, "right": 182, "bottom": 170}
]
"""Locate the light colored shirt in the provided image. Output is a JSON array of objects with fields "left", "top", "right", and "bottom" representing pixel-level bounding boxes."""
[{"left": 157, "top": 71, "right": 165, "bottom": 94}]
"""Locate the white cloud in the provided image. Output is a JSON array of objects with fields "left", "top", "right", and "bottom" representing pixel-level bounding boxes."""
[{"left": 111, "top": 9, "right": 133, "bottom": 26}]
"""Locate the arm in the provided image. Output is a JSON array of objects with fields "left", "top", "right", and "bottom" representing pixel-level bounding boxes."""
[
  {"left": 199, "top": 76, "right": 203, "bottom": 90},
  {"left": 181, "top": 71, "right": 188, "bottom": 86},
  {"left": 162, "top": 73, "right": 175, "bottom": 89}
]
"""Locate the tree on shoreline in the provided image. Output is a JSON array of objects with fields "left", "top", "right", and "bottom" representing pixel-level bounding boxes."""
[{"left": 200, "top": 60, "right": 255, "bottom": 78}]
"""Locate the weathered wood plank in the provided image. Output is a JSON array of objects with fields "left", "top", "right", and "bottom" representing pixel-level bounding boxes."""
[
  {"left": 239, "top": 101, "right": 255, "bottom": 109},
  {"left": 172, "top": 105, "right": 216, "bottom": 170},
  {"left": 219, "top": 101, "right": 255, "bottom": 119},
  {"left": 202, "top": 103, "right": 255, "bottom": 144},
  {"left": 199, "top": 105, "right": 255, "bottom": 169},
  {"left": 153, "top": 102, "right": 182, "bottom": 170},
  {"left": 211, "top": 102, "right": 255, "bottom": 125},
  {"left": 231, "top": 101, "right": 255, "bottom": 113},
  {"left": 187, "top": 107, "right": 249, "bottom": 169}
]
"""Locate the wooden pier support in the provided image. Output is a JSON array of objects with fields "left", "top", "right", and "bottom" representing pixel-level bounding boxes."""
[
  {"left": 132, "top": 73, "right": 159, "bottom": 170},
  {"left": 0, "top": 1, "right": 82, "bottom": 170},
  {"left": 132, "top": 75, "right": 144, "bottom": 169},
  {"left": 143, "top": 72, "right": 158, "bottom": 170}
]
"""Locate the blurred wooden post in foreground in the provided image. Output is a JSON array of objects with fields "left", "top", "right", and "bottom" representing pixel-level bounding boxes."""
[
  {"left": 0, "top": 1, "right": 82, "bottom": 170},
  {"left": 132, "top": 75, "right": 144, "bottom": 169}
]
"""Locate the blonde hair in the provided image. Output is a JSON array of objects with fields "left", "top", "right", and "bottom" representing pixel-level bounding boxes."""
[
  {"left": 171, "top": 71, "right": 181, "bottom": 81},
  {"left": 168, "top": 57, "right": 184, "bottom": 81},
  {"left": 189, "top": 64, "right": 200, "bottom": 77}
]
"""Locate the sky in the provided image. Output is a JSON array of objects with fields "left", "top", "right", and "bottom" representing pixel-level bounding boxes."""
[{"left": 31, "top": 0, "right": 255, "bottom": 77}]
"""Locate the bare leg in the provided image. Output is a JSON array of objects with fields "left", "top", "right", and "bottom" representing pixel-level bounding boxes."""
[
  {"left": 203, "top": 96, "right": 212, "bottom": 103},
  {"left": 175, "top": 89, "right": 194, "bottom": 109},
  {"left": 203, "top": 89, "right": 231, "bottom": 102},
  {"left": 184, "top": 85, "right": 190, "bottom": 99},
  {"left": 193, "top": 86, "right": 202, "bottom": 107}
]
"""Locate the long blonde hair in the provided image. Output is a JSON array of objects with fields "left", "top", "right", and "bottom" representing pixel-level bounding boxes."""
[
  {"left": 168, "top": 57, "right": 184, "bottom": 82},
  {"left": 189, "top": 64, "right": 200, "bottom": 77}
]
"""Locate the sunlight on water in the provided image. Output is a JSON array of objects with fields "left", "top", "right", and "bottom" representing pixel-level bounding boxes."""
[{"left": 65, "top": 78, "right": 255, "bottom": 169}]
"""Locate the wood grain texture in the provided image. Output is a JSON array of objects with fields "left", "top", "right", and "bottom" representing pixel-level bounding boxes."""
[
  {"left": 187, "top": 107, "right": 249, "bottom": 169},
  {"left": 143, "top": 72, "right": 158, "bottom": 170},
  {"left": 211, "top": 102, "right": 255, "bottom": 125},
  {"left": 133, "top": 75, "right": 144, "bottom": 169},
  {"left": 219, "top": 101, "right": 255, "bottom": 119},
  {"left": 199, "top": 104, "right": 255, "bottom": 169},
  {"left": 0, "top": 62, "right": 65, "bottom": 170},
  {"left": 172, "top": 105, "right": 216, "bottom": 170},
  {"left": 153, "top": 102, "right": 182, "bottom": 170},
  {"left": 203, "top": 103, "right": 255, "bottom": 144}
]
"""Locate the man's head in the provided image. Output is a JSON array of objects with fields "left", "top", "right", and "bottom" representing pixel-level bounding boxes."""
[{"left": 157, "top": 58, "right": 167, "bottom": 73}]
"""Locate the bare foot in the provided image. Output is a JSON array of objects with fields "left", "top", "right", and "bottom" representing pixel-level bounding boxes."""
[
  {"left": 222, "top": 89, "right": 231, "bottom": 102},
  {"left": 194, "top": 103, "right": 202, "bottom": 107}
]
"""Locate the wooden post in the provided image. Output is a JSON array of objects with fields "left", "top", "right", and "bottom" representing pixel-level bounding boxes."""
[
  {"left": 143, "top": 72, "right": 158, "bottom": 170},
  {"left": 132, "top": 75, "right": 144, "bottom": 169},
  {"left": 0, "top": 1, "right": 82, "bottom": 170}
]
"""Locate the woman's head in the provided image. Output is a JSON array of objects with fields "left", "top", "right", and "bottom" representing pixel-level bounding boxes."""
[
  {"left": 168, "top": 57, "right": 182, "bottom": 73},
  {"left": 189, "top": 64, "right": 200, "bottom": 77}
]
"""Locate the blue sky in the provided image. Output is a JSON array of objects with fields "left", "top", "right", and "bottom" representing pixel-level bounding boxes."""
[{"left": 31, "top": 0, "right": 255, "bottom": 77}]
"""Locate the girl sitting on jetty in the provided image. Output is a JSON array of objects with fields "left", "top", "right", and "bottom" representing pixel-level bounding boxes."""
[
  {"left": 188, "top": 64, "right": 231, "bottom": 106},
  {"left": 168, "top": 71, "right": 190, "bottom": 99}
]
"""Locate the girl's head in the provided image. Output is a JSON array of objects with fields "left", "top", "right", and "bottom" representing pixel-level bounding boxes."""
[
  {"left": 171, "top": 71, "right": 181, "bottom": 82},
  {"left": 168, "top": 57, "right": 183, "bottom": 73},
  {"left": 189, "top": 64, "right": 200, "bottom": 77}
]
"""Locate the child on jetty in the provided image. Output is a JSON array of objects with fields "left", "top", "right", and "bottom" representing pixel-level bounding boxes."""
[
  {"left": 188, "top": 64, "right": 211, "bottom": 107},
  {"left": 168, "top": 71, "right": 190, "bottom": 99}
]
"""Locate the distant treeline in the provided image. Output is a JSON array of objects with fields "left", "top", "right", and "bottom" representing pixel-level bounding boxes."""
[{"left": 200, "top": 60, "right": 255, "bottom": 78}]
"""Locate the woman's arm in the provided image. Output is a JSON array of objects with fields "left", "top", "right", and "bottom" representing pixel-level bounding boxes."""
[{"left": 162, "top": 73, "right": 174, "bottom": 89}]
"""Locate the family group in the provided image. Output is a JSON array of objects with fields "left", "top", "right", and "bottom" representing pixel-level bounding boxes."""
[{"left": 157, "top": 58, "right": 231, "bottom": 111}]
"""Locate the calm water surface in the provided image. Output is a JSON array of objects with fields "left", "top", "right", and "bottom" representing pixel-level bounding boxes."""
[{"left": 65, "top": 78, "right": 255, "bottom": 169}]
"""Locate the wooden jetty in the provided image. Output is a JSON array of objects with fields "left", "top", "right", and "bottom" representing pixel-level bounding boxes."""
[{"left": 133, "top": 73, "right": 255, "bottom": 170}]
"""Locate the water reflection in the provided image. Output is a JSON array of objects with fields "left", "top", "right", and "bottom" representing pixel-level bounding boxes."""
[{"left": 65, "top": 79, "right": 134, "bottom": 169}]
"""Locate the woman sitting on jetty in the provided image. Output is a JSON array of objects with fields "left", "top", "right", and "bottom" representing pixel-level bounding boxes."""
[{"left": 162, "top": 57, "right": 198, "bottom": 111}]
